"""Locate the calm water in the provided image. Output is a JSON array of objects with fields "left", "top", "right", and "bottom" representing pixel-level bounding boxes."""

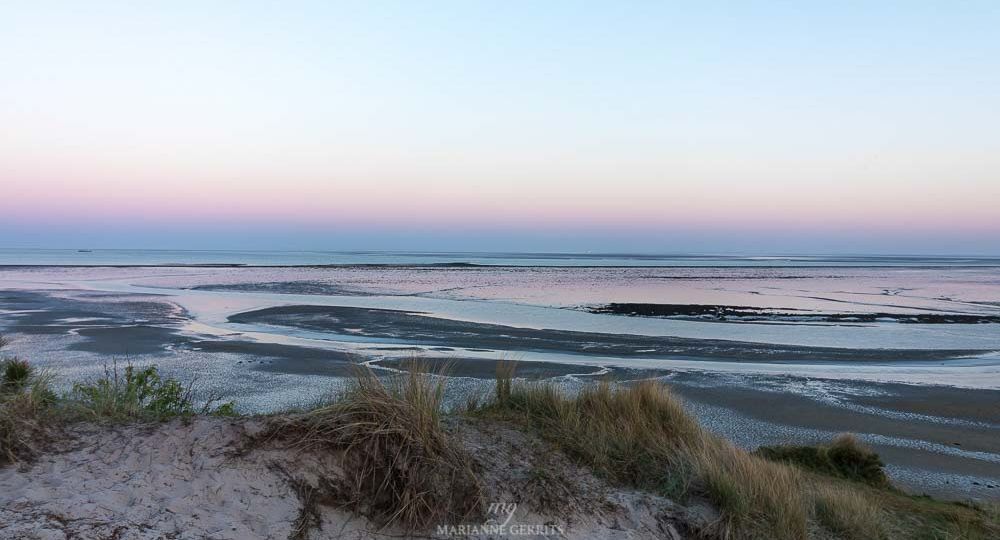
[
  {"left": 2, "top": 254, "right": 1000, "bottom": 390},
  {"left": 4, "top": 251, "right": 998, "bottom": 500},
  {"left": 3, "top": 248, "right": 1000, "bottom": 267}
]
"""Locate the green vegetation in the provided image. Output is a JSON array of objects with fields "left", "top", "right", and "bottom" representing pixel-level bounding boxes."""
[
  {"left": 758, "top": 434, "right": 1000, "bottom": 538},
  {"left": 2, "top": 357, "right": 33, "bottom": 392},
  {"left": 473, "top": 363, "right": 1000, "bottom": 540},
  {"left": 1, "top": 358, "right": 55, "bottom": 464},
  {"left": 475, "top": 372, "right": 807, "bottom": 539},
  {"left": 757, "top": 433, "right": 889, "bottom": 488},
  {"left": 489, "top": 376, "right": 701, "bottom": 498},
  {"left": 2, "top": 336, "right": 997, "bottom": 539},
  {"left": 1, "top": 334, "right": 233, "bottom": 463},
  {"left": 66, "top": 362, "right": 234, "bottom": 421}
]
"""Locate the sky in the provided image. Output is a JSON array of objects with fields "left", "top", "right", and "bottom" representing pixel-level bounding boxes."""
[{"left": 1, "top": 1, "right": 998, "bottom": 254}]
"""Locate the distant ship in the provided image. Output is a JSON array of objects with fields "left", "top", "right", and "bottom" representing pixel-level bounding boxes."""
[{"left": 77, "top": 249, "right": 93, "bottom": 253}]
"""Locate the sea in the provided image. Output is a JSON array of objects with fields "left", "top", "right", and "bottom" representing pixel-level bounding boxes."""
[
  {"left": 2, "top": 248, "right": 1000, "bottom": 267},
  {"left": 2, "top": 249, "right": 999, "bottom": 498}
]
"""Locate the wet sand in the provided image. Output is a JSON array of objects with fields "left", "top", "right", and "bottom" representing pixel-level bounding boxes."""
[
  {"left": 589, "top": 302, "right": 1000, "bottom": 324},
  {"left": 853, "top": 383, "right": 1000, "bottom": 425},
  {"left": 229, "top": 304, "right": 986, "bottom": 362},
  {"left": 667, "top": 371, "right": 1000, "bottom": 499},
  {"left": 192, "top": 281, "right": 372, "bottom": 296},
  {"left": 1, "top": 287, "right": 998, "bottom": 501},
  {"left": 372, "top": 357, "right": 606, "bottom": 379}
]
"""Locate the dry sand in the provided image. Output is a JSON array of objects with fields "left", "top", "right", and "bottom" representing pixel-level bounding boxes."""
[{"left": 0, "top": 417, "right": 695, "bottom": 540}]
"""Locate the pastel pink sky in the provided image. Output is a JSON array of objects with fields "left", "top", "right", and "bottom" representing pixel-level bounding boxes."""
[{"left": 2, "top": 2, "right": 998, "bottom": 253}]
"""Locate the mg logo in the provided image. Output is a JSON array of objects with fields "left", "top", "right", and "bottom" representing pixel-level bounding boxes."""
[{"left": 485, "top": 502, "right": 517, "bottom": 527}]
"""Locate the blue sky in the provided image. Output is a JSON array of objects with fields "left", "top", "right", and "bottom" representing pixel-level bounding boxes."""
[{"left": 1, "top": 1, "right": 998, "bottom": 253}]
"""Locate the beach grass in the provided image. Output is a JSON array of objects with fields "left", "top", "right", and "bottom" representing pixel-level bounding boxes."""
[
  {"left": 697, "top": 439, "right": 809, "bottom": 539},
  {"left": 1, "top": 353, "right": 56, "bottom": 464},
  {"left": 2, "top": 345, "right": 997, "bottom": 539},
  {"left": 261, "top": 363, "right": 482, "bottom": 531},
  {"left": 473, "top": 362, "right": 999, "bottom": 539},
  {"left": 486, "top": 377, "right": 702, "bottom": 498},
  {"left": 475, "top": 370, "right": 807, "bottom": 539},
  {"left": 810, "top": 483, "right": 888, "bottom": 539}
]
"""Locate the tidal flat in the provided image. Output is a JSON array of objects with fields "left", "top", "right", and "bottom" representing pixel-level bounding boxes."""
[{"left": 1, "top": 260, "right": 998, "bottom": 500}]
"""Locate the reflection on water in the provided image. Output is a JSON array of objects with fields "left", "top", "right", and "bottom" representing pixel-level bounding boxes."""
[
  {"left": 4, "top": 257, "right": 998, "bottom": 500},
  {"left": 2, "top": 262, "right": 1000, "bottom": 389},
  {"left": 2, "top": 264, "right": 1000, "bottom": 353},
  {"left": 12, "top": 262, "right": 997, "bottom": 314},
  {"left": 3, "top": 248, "right": 1000, "bottom": 267}
]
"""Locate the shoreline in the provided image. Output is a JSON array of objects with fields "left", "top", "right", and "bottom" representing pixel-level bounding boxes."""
[
  {"left": 1, "top": 278, "right": 999, "bottom": 502},
  {"left": 2, "top": 364, "right": 997, "bottom": 540},
  {"left": 5, "top": 262, "right": 1000, "bottom": 270}
]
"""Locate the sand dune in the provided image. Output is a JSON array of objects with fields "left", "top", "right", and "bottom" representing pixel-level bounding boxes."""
[{"left": 0, "top": 417, "right": 692, "bottom": 540}]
